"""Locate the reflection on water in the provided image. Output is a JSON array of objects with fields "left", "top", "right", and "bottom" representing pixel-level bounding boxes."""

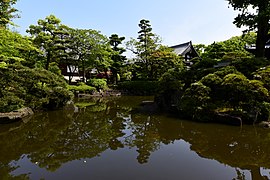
[{"left": 0, "top": 96, "right": 270, "bottom": 180}]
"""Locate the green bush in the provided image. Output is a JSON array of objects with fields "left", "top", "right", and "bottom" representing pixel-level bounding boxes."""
[
  {"left": 213, "top": 66, "right": 242, "bottom": 78},
  {"left": 158, "top": 70, "right": 184, "bottom": 93},
  {"left": 86, "top": 79, "right": 108, "bottom": 91},
  {"left": 253, "top": 65, "right": 270, "bottom": 90},
  {"left": 46, "top": 87, "right": 74, "bottom": 109},
  {"left": 117, "top": 81, "right": 159, "bottom": 95},
  {"left": 0, "top": 64, "right": 73, "bottom": 112},
  {"left": 68, "top": 83, "right": 96, "bottom": 93},
  {"left": 232, "top": 57, "right": 269, "bottom": 78},
  {"left": 74, "top": 102, "right": 96, "bottom": 108},
  {"left": 178, "top": 82, "right": 212, "bottom": 121},
  {"left": 0, "top": 93, "right": 24, "bottom": 113}
]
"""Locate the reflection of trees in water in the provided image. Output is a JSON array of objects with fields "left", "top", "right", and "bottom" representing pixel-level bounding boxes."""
[
  {"left": 0, "top": 163, "right": 29, "bottom": 180},
  {"left": 172, "top": 121, "right": 270, "bottom": 179},
  {"left": 1, "top": 96, "right": 270, "bottom": 179},
  {"left": 0, "top": 97, "right": 131, "bottom": 175},
  {"left": 233, "top": 168, "right": 246, "bottom": 180},
  {"left": 124, "top": 113, "right": 270, "bottom": 178},
  {"left": 125, "top": 115, "right": 162, "bottom": 164},
  {"left": 27, "top": 97, "right": 130, "bottom": 171}
]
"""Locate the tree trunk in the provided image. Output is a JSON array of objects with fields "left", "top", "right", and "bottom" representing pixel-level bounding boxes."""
[
  {"left": 250, "top": 166, "right": 268, "bottom": 180},
  {"left": 104, "top": 68, "right": 109, "bottom": 82},
  {"left": 82, "top": 59, "right": 85, "bottom": 83},
  {"left": 45, "top": 51, "right": 51, "bottom": 70},
  {"left": 112, "top": 68, "right": 117, "bottom": 84},
  {"left": 255, "top": 3, "right": 269, "bottom": 58}
]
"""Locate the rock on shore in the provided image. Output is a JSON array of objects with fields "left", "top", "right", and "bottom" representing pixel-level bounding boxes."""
[{"left": 0, "top": 107, "right": 34, "bottom": 124}]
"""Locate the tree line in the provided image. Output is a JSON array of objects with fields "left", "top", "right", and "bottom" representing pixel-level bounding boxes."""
[{"left": 1, "top": 0, "right": 270, "bottom": 125}]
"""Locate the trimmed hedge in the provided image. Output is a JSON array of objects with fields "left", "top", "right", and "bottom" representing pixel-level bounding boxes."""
[
  {"left": 117, "top": 81, "right": 158, "bottom": 95},
  {"left": 86, "top": 79, "right": 108, "bottom": 91},
  {"left": 68, "top": 83, "right": 96, "bottom": 93}
]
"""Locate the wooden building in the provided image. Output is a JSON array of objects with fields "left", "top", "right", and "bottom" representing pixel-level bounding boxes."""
[
  {"left": 170, "top": 41, "right": 200, "bottom": 66},
  {"left": 245, "top": 40, "right": 270, "bottom": 59}
]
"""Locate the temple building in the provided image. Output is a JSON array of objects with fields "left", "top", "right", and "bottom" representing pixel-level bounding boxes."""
[{"left": 170, "top": 41, "right": 200, "bottom": 66}]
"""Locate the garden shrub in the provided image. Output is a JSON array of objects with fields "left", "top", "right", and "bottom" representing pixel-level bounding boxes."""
[
  {"left": 117, "top": 81, "right": 159, "bottom": 95},
  {"left": 178, "top": 82, "right": 212, "bottom": 121},
  {"left": 0, "top": 64, "right": 73, "bottom": 112},
  {"left": 232, "top": 57, "right": 269, "bottom": 78},
  {"left": 68, "top": 83, "right": 96, "bottom": 93},
  {"left": 0, "top": 93, "right": 24, "bottom": 113},
  {"left": 86, "top": 79, "right": 108, "bottom": 91},
  {"left": 253, "top": 65, "right": 270, "bottom": 91}
]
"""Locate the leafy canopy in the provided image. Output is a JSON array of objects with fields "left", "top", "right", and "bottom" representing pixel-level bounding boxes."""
[
  {"left": 0, "top": 0, "right": 19, "bottom": 28},
  {"left": 227, "top": 0, "right": 270, "bottom": 57}
]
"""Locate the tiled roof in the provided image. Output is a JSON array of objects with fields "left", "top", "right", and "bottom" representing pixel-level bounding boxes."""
[{"left": 170, "top": 41, "right": 192, "bottom": 56}]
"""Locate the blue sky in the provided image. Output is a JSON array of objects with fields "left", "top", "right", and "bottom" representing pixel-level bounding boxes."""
[{"left": 13, "top": 0, "right": 243, "bottom": 46}]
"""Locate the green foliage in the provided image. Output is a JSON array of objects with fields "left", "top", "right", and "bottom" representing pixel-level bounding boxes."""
[
  {"left": 179, "top": 82, "right": 211, "bottom": 121},
  {"left": 228, "top": 0, "right": 270, "bottom": 57},
  {"left": 68, "top": 83, "right": 96, "bottom": 93},
  {"left": 109, "top": 34, "right": 126, "bottom": 84},
  {"left": 0, "top": 64, "right": 72, "bottom": 112},
  {"left": 0, "top": 28, "right": 39, "bottom": 64},
  {"left": 158, "top": 68, "right": 184, "bottom": 93},
  {"left": 202, "top": 43, "right": 226, "bottom": 60},
  {"left": 149, "top": 46, "right": 184, "bottom": 80},
  {"left": 120, "top": 70, "right": 132, "bottom": 81},
  {"left": 126, "top": 19, "right": 162, "bottom": 80},
  {"left": 261, "top": 102, "right": 270, "bottom": 120},
  {"left": 201, "top": 35, "right": 252, "bottom": 61},
  {"left": 0, "top": 62, "right": 7, "bottom": 69},
  {"left": 156, "top": 68, "right": 184, "bottom": 109},
  {"left": 0, "top": 92, "right": 24, "bottom": 113},
  {"left": 253, "top": 65, "right": 270, "bottom": 90},
  {"left": 249, "top": 80, "right": 269, "bottom": 102},
  {"left": 27, "top": 15, "right": 70, "bottom": 70},
  {"left": 48, "top": 62, "right": 61, "bottom": 75},
  {"left": 232, "top": 57, "right": 269, "bottom": 78},
  {"left": 193, "top": 44, "right": 207, "bottom": 56},
  {"left": 220, "top": 73, "right": 269, "bottom": 122},
  {"left": 68, "top": 28, "right": 112, "bottom": 82},
  {"left": 192, "top": 58, "right": 218, "bottom": 69},
  {"left": 200, "top": 73, "right": 222, "bottom": 91},
  {"left": 165, "top": 63, "right": 270, "bottom": 123},
  {"left": 117, "top": 81, "right": 159, "bottom": 95},
  {"left": 74, "top": 102, "right": 95, "bottom": 108},
  {"left": 86, "top": 79, "right": 108, "bottom": 91},
  {"left": 242, "top": 32, "right": 257, "bottom": 45},
  {"left": 0, "top": 0, "right": 18, "bottom": 28},
  {"left": 213, "top": 66, "right": 242, "bottom": 78},
  {"left": 221, "top": 74, "right": 251, "bottom": 106},
  {"left": 137, "top": 19, "right": 157, "bottom": 57}
]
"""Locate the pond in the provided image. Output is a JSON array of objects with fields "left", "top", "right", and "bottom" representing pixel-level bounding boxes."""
[{"left": 0, "top": 96, "right": 270, "bottom": 180}]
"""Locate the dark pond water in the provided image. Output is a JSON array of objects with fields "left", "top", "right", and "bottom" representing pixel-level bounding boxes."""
[{"left": 1, "top": 96, "right": 270, "bottom": 180}]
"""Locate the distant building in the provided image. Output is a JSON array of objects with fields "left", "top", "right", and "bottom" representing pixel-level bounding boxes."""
[
  {"left": 170, "top": 41, "right": 200, "bottom": 66},
  {"left": 245, "top": 40, "right": 270, "bottom": 59},
  {"left": 59, "top": 64, "right": 83, "bottom": 83}
]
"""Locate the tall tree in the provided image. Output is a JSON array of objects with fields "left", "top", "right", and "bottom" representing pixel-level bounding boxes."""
[
  {"left": 137, "top": 19, "right": 156, "bottom": 62},
  {"left": 27, "top": 15, "right": 70, "bottom": 70},
  {"left": 65, "top": 28, "right": 91, "bottom": 83},
  {"left": 227, "top": 0, "right": 270, "bottom": 58},
  {"left": 149, "top": 46, "right": 183, "bottom": 80},
  {"left": 68, "top": 28, "right": 112, "bottom": 82},
  {"left": 109, "top": 34, "right": 126, "bottom": 84},
  {"left": 0, "top": 0, "right": 19, "bottom": 28},
  {"left": 126, "top": 19, "right": 161, "bottom": 80}
]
